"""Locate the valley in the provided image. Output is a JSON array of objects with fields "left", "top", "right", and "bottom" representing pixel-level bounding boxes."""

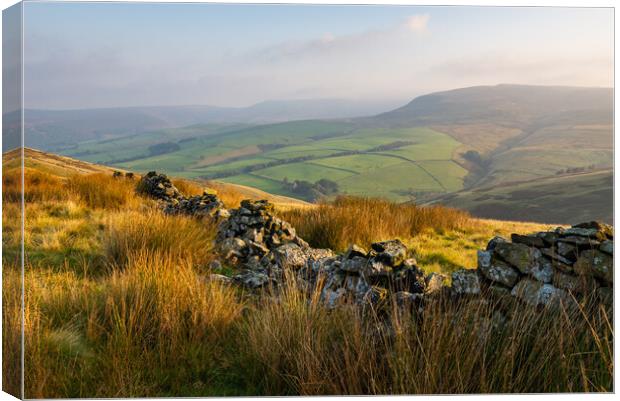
[{"left": 25, "top": 84, "right": 614, "bottom": 224}]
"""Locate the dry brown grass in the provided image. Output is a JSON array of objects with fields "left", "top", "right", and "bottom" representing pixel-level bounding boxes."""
[
  {"left": 103, "top": 210, "right": 217, "bottom": 269},
  {"left": 3, "top": 167, "right": 67, "bottom": 203},
  {"left": 5, "top": 162, "right": 613, "bottom": 397},
  {"left": 67, "top": 173, "right": 140, "bottom": 210},
  {"left": 240, "top": 281, "right": 613, "bottom": 395},
  {"left": 279, "top": 196, "right": 472, "bottom": 251},
  {"left": 171, "top": 178, "right": 206, "bottom": 197}
]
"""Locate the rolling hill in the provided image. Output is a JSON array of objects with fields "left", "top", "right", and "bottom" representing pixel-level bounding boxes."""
[
  {"left": 33, "top": 84, "right": 614, "bottom": 224},
  {"left": 13, "top": 98, "right": 399, "bottom": 152},
  {"left": 424, "top": 168, "right": 613, "bottom": 225}
]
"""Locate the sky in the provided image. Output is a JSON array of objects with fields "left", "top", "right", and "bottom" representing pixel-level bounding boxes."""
[{"left": 20, "top": 2, "right": 614, "bottom": 109}]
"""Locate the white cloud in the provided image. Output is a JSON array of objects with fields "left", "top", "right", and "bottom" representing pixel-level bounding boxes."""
[{"left": 406, "top": 14, "right": 430, "bottom": 33}]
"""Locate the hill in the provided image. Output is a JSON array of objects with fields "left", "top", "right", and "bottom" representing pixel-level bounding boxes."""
[
  {"left": 14, "top": 99, "right": 398, "bottom": 152},
  {"left": 3, "top": 148, "right": 610, "bottom": 397},
  {"left": 424, "top": 168, "right": 613, "bottom": 225},
  {"left": 7, "top": 148, "right": 311, "bottom": 210},
  {"left": 46, "top": 84, "right": 613, "bottom": 225}
]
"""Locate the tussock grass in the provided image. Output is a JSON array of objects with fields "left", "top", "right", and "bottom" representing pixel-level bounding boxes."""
[
  {"left": 67, "top": 173, "right": 140, "bottom": 210},
  {"left": 3, "top": 167, "right": 66, "bottom": 203},
  {"left": 5, "top": 164, "right": 612, "bottom": 397},
  {"left": 279, "top": 196, "right": 472, "bottom": 251},
  {"left": 171, "top": 178, "right": 206, "bottom": 197},
  {"left": 240, "top": 281, "right": 613, "bottom": 395},
  {"left": 103, "top": 210, "right": 217, "bottom": 268}
]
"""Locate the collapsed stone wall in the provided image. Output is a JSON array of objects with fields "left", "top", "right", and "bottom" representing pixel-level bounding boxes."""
[
  {"left": 137, "top": 171, "right": 228, "bottom": 218},
  {"left": 451, "top": 222, "right": 613, "bottom": 309},
  {"left": 135, "top": 172, "right": 613, "bottom": 312}
]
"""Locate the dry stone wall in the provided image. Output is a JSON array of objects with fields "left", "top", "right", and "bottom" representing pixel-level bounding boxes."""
[
  {"left": 136, "top": 171, "right": 613, "bottom": 312},
  {"left": 452, "top": 222, "right": 613, "bottom": 309}
]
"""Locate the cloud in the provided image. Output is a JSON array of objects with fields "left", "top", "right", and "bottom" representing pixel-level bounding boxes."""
[{"left": 406, "top": 14, "right": 430, "bottom": 33}]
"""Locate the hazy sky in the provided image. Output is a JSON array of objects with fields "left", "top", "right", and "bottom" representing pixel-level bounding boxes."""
[{"left": 22, "top": 2, "right": 613, "bottom": 109}]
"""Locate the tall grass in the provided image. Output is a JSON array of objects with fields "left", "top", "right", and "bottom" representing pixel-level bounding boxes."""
[
  {"left": 240, "top": 282, "right": 614, "bottom": 394},
  {"left": 103, "top": 210, "right": 217, "bottom": 268},
  {"left": 3, "top": 168, "right": 67, "bottom": 203},
  {"left": 279, "top": 196, "right": 472, "bottom": 251},
  {"left": 6, "top": 166, "right": 613, "bottom": 396},
  {"left": 67, "top": 173, "right": 140, "bottom": 210}
]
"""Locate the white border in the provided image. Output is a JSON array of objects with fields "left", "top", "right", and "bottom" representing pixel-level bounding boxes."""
[{"left": 0, "top": 1, "right": 616, "bottom": 401}]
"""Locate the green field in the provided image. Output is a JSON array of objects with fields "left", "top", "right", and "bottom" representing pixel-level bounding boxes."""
[{"left": 58, "top": 121, "right": 469, "bottom": 202}]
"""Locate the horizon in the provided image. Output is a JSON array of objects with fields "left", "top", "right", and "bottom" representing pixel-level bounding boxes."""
[
  {"left": 17, "top": 3, "right": 614, "bottom": 110},
  {"left": 10, "top": 82, "right": 614, "bottom": 112}
]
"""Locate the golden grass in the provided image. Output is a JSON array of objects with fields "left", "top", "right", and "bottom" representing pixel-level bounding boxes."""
[
  {"left": 3, "top": 167, "right": 66, "bottom": 203},
  {"left": 67, "top": 173, "right": 141, "bottom": 210},
  {"left": 278, "top": 196, "right": 472, "bottom": 251},
  {"left": 171, "top": 178, "right": 206, "bottom": 197},
  {"left": 103, "top": 210, "right": 217, "bottom": 269},
  {"left": 240, "top": 281, "right": 613, "bottom": 395},
  {"left": 3, "top": 163, "right": 613, "bottom": 397}
]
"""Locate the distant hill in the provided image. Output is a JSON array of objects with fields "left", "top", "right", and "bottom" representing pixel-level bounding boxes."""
[
  {"left": 6, "top": 147, "right": 312, "bottom": 210},
  {"left": 375, "top": 84, "right": 612, "bottom": 128},
  {"left": 15, "top": 98, "right": 400, "bottom": 151},
  {"left": 35, "top": 84, "right": 613, "bottom": 225}
]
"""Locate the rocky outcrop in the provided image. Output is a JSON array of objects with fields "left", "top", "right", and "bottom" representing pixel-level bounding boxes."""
[
  {"left": 137, "top": 171, "right": 182, "bottom": 201},
  {"left": 453, "top": 222, "right": 613, "bottom": 309},
  {"left": 137, "top": 171, "right": 227, "bottom": 217}
]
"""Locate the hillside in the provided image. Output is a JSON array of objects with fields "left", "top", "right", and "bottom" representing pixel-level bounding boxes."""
[
  {"left": 44, "top": 84, "right": 614, "bottom": 225},
  {"left": 7, "top": 148, "right": 311, "bottom": 209},
  {"left": 425, "top": 169, "right": 613, "bottom": 225},
  {"left": 3, "top": 148, "right": 611, "bottom": 397},
  {"left": 14, "top": 99, "right": 397, "bottom": 152}
]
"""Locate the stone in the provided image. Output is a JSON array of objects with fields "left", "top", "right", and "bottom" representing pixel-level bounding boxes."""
[
  {"left": 599, "top": 240, "right": 613, "bottom": 256},
  {"left": 323, "top": 288, "right": 348, "bottom": 309},
  {"left": 271, "top": 243, "right": 308, "bottom": 270},
  {"left": 365, "top": 259, "right": 393, "bottom": 277},
  {"left": 540, "top": 248, "right": 574, "bottom": 271},
  {"left": 340, "top": 256, "right": 367, "bottom": 273},
  {"left": 220, "top": 237, "right": 247, "bottom": 259},
  {"left": 494, "top": 242, "right": 544, "bottom": 276},
  {"left": 536, "top": 231, "right": 560, "bottom": 246},
  {"left": 209, "top": 259, "right": 223, "bottom": 270},
  {"left": 511, "top": 233, "right": 545, "bottom": 248},
  {"left": 573, "top": 221, "right": 613, "bottom": 239},
  {"left": 479, "top": 254, "right": 520, "bottom": 287},
  {"left": 370, "top": 239, "right": 408, "bottom": 266},
  {"left": 344, "top": 244, "right": 368, "bottom": 259},
  {"left": 529, "top": 257, "right": 553, "bottom": 284},
  {"left": 557, "top": 236, "right": 600, "bottom": 250},
  {"left": 451, "top": 269, "right": 481, "bottom": 295},
  {"left": 552, "top": 271, "right": 598, "bottom": 294},
  {"left": 511, "top": 279, "right": 570, "bottom": 309},
  {"left": 555, "top": 241, "right": 578, "bottom": 261},
  {"left": 486, "top": 236, "right": 507, "bottom": 251},
  {"left": 487, "top": 283, "right": 512, "bottom": 299},
  {"left": 562, "top": 227, "right": 606, "bottom": 241},
  {"left": 425, "top": 273, "right": 447, "bottom": 295},
  {"left": 394, "top": 291, "right": 424, "bottom": 312},
  {"left": 234, "top": 270, "right": 272, "bottom": 288},
  {"left": 573, "top": 250, "right": 613, "bottom": 284}
]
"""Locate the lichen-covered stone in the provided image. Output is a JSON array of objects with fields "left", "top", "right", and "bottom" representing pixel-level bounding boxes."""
[
  {"left": 451, "top": 269, "right": 481, "bottom": 295},
  {"left": 370, "top": 239, "right": 408, "bottom": 266},
  {"left": 573, "top": 250, "right": 613, "bottom": 284},
  {"left": 511, "top": 279, "right": 569, "bottom": 308},
  {"left": 479, "top": 253, "right": 520, "bottom": 287}
]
